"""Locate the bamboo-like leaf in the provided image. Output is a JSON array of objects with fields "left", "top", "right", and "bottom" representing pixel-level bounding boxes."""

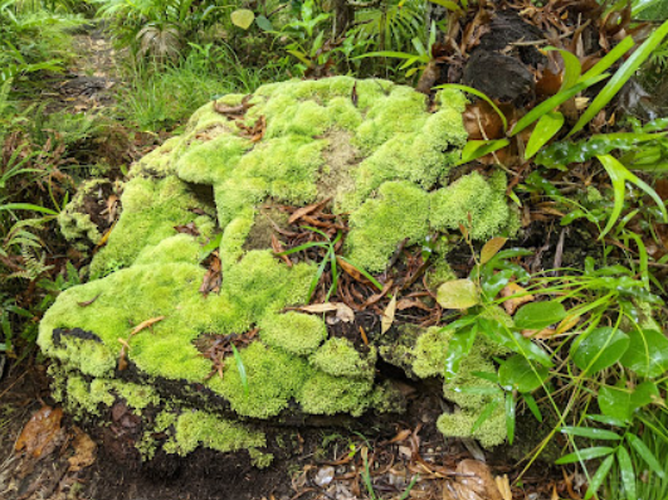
[
  {"left": 546, "top": 47, "right": 581, "bottom": 90},
  {"left": 231, "top": 344, "right": 249, "bottom": 396},
  {"left": 584, "top": 455, "right": 615, "bottom": 500},
  {"left": 457, "top": 139, "right": 509, "bottom": 166},
  {"left": 436, "top": 84, "right": 508, "bottom": 132},
  {"left": 561, "top": 426, "right": 622, "bottom": 441},
  {"left": 580, "top": 36, "right": 634, "bottom": 82},
  {"left": 570, "top": 20, "right": 668, "bottom": 136},
  {"left": 617, "top": 446, "right": 636, "bottom": 500},
  {"left": 596, "top": 154, "right": 668, "bottom": 238},
  {"left": 522, "top": 393, "right": 543, "bottom": 422},
  {"left": 337, "top": 256, "right": 383, "bottom": 290},
  {"left": 511, "top": 74, "right": 608, "bottom": 137},
  {"left": 0, "top": 203, "right": 58, "bottom": 216},
  {"left": 471, "top": 399, "right": 499, "bottom": 433},
  {"left": 555, "top": 446, "right": 615, "bottom": 464},
  {"left": 627, "top": 434, "right": 665, "bottom": 478},
  {"left": 524, "top": 111, "right": 564, "bottom": 160},
  {"left": 505, "top": 392, "right": 516, "bottom": 445}
]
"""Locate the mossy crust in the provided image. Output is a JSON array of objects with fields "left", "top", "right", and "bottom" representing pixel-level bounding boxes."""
[{"left": 39, "top": 77, "right": 519, "bottom": 461}]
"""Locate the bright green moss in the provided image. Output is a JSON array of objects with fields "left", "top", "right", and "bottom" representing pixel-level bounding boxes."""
[
  {"left": 167, "top": 410, "right": 266, "bottom": 456},
  {"left": 443, "top": 348, "right": 503, "bottom": 410},
  {"left": 220, "top": 208, "right": 255, "bottom": 272},
  {"left": 90, "top": 176, "right": 214, "bottom": 278},
  {"left": 175, "top": 134, "right": 251, "bottom": 185},
  {"left": 346, "top": 181, "right": 430, "bottom": 272},
  {"left": 436, "top": 406, "right": 506, "bottom": 448},
  {"left": 63, "top": 376, "right": 160, "bottom": 417},
  {"left": 132, "top": 136, "right": 179, "bottom": 177},
  {"left": 210, "top": 341, "right": 311, "bottom": 418},
  {"left": 430, "top": 171, "right": 513, "bottom": 240},
  {"left": 298, "top": 370, "right": 373, "bottom": 416},
  {"left": 310, "top": 337, "right": 376, "bottom": 379},
  {"left": 58, "top": 179, "right": 110, "bottom": 246},
  {"left": 412, "top": 326, "right": 452, "bottom": 378},
  {"left": 259, "top": 312, "right": 326, "bottom": 356}
]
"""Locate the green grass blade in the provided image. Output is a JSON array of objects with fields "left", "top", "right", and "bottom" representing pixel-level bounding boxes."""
[
  {"left": 435, "top": 84, "right": 508, "bottom": 132},
  {"left": 570, "top": 20, "right": 668, "bottom": 136},
  {"left": 308, "top": 257, "right": 329, "bottom": 301},
  {"left": 580, "top": 36, "right": 634, "bottom": 82},
  {"left": 510, "top": 74, "right": 609, "bottom": 137},
  {"left": 327, "top": 250, "right": 338, "bottom": 300},
  {"left": 471, "top": 399, "right": 499, "bottom": 433},
  {"left": 457, "top": 139, "right": 509, "bottom": 166},
  {"left": 547, "top": 48, "right": 581, "bottom": 90},
  {"left": 617, "top": 446, "right": 636, "bottom": 500},
  {"left": 275, "top": 241, "right": 326, "bottom": 256},
  {"left": 505, "top": 392, "right": 516, "bottom": 445},
  {"left": 0, "top": 203, "right": 58, "bottom": 216},
  {"left": 231, "top": 344, "right": 249, "bottom": 397},
  {"left": 337, "top": 256, "right": 383, "bottom": 290},
  {"left": 524, "top": 111, "right": 564, "bottom": 159},
  {"left": 523, "top": 393, "right": 543, "bottom": 422},
  {"left": 562, "top": 426, "right": 623, "bottom": 441}
]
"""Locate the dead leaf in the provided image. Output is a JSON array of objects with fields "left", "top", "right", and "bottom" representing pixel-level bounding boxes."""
[
  {"left": 200, "top": 251, "right": 222, "bottom": 296},
  {"left": 453, "top": 459, "right": 503, "bottom": 500},
  {"left": 236, "top": 115, "right": 266, "bottom": 143},
  {"left": 130, "top": 316, "right": 166, "bottom": 336},
  {"left": 15, "top": 406, "right": 63, "bottom": 458},
  {"left": 174, "top": 222, "right": 200, "bottom": 236},
  {"left": 480, "top": 237, "right": 507, "bottom": 265},
  {"left": 500, "top": 282, "right": 534, "bottom": 315},
  {"left": 359, "top": 326, "right": 369, "bottom": 346},
  {"left": 495, "top": 475, "right": 512, "bottom": 500},
  {"left": 68, "top": 427, "right": 97, "bottom": 472},
  {"left": 381, "top": 295, "right": 397, "bottom": 334},
  {"left": 77, "top": 293, "right": 101, "bottom": 307},
  {"left": 351, "top": 82, "right": 358, "bottom": 107},
  {"left": 296, "top": 302, "right": 355, "bottom": 322},
  {"left": 213, "top": 94, "right": 254, "bottom": 119},
  {"left": 387, "top": 428, "right": 412, "bottom": 444},
  {"left": 118, "top": 338, "right": 130, "bottom": 371},
  {"left": 272, "top": 234, "right": 292, "bottom": 267},
  {"left": 288, "top": 198, "right": 332, "bottom": 224}
]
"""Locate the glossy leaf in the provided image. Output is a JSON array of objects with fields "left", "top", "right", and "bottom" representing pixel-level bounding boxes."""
[
  {"left": 443, "top": 325, "right": 477, "bottom": 381},
  {"left": 524, "top": 111, "right": 564, "bottom": 160},
  {"left": 505, "top": 392, "right": 516, "bottom": 445},
  {"left": 514, "top": 301, "right": 566, "bottom": 330},
  {"left": 584, "top": 455, "right": 615, "bottom": 500},
  {"left": 570, "top": 20, "right": 668, "bottom": 136},
  {"left": 231, "top": 9, "right": 255, "bottom": 29},
  {"left": 546, "top": 47, "right": 581, "bottom": 90},
  {"left": 597, "top": 154, "right": 668, "bottom": 238},
  {"left": 458, "top": 139, "right": 509, "bottom": 166},
  {"left": 580, "top": 36, "right": 634, "bottom": 82},
  {"left": 556, "top": 446, "right": 614, "bottom": 464},
  {"left": 627, "top": 434, "right": 666, "bottom": 478},
  {"left": 620, "top": 328, "right": 668, "bottom": 377},
  {"left": 599, "top": 386, "right": 633, "bottom": 422},
  {"left": 498, "top": 355, "right": 549, "bottom": 393},
  {"left": 480, "top": 320, "right": 554, "bottom": 367},
  {"left": 572, "top": 327, "right": 630, "bottom": 374},
  {"left": 0, "top": 203, "right": 58, "bottom": 215},
  {"left": 617, "top": 446, "right": 636, "bottom": 500},
  {"left": 436, "top": 279, "right": 480, "bottom": 310}
]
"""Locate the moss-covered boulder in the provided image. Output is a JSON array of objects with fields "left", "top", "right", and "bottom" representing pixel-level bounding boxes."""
[{"left": 39, "top": 76, "right": 518, "bottom": 466}]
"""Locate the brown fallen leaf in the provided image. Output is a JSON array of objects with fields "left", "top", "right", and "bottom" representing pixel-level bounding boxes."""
[
  {"left": 453, "top": 459, "right": 503, "bottom": 500},
  {"left": 500, "top": 282, "right": 534, "bottom": 315},
  {"left": 271, "top": 234, "right": 292, "bottom": 267},
  {"left": 296, "top": 302, "right": 355, "bottom": 322},
  {"left": 118, "top": 338, "right": 130, "bottom": 371},
  {"left": 386, "top": 428, "right": 412, "bottom": 444},
  {"left": 200, "top": 250, "right": 222, "bottom": 296},
  {"left": 213, "top": 94, "right": 254, "bottom": 119},
  {"left": 495, "top": 475, "right": 512, "bottom": 500},
  {"left": 236, "top": 115, "right": 266, "bottom": 143},
  {"left": 77, "top": 293, "right": 101, "bottom": 307},
  {"left": 174, "top": 221, "right": 200, "bottom": 236},
  {"left": 15, "top": 406, "right": 63, "bottom": 458},
  {"left": 130, "top": 316, "right": 166, "bottom": 336},
  {"left": 381, "top": 295, "right": 397, "bottom": 334},
  {"left": 68, "top": 426, "right": 97, "bottom": 472},
  {"left": 288, "top": 197, "right": 332, "bottom": 225}
]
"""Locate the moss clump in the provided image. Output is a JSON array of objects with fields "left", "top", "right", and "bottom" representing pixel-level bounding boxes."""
[
  {"left": 310, "top": 337, "right": 376, "bottom": 379},
  {"left": 347, "top": 181, "right": 430, "bottom": 272},
  {"left": 40, "top": 76, "right": 518, "bottom": 461},
  {"left": 436, "top": 406, "right": 506, "bottom": 448},
  {"left": 259, "top": 312, "right": 326, "bottom": 356}
]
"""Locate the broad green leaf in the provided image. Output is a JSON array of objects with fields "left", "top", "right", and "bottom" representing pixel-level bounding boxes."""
[
  {"left": 458, "top": 139, "right": 509, "bottom": 166},
  {"left": 627, "top": 434, "right": 666, "bottom": 478},
  {"left": 231, "top": 9, "right": 255, "bottom": 29},
  {"left": 584, "top": 455, "right": 615, "bottom": 500},
  {"left": 617, "top": 446, "right": 636, "bottom": 500},
  {"left": 596, "top": 154, "right": 668, "bottom": 238},
  {"left": 436, "top": 84, "right": 508, "bottom": 132},
  {"left": 524, "top": 111, "right": 564, "bottom": 160},
  {"left": 436, "top": 279, "right": 480, "bottom": 309},
  {"left": 561, "top": 426, "right": 622, "bottom": 441},
  {"left": 546, "top": 47, "right": 582, "bottom": 90},
  {"left": 572, "top": 327, "right": 630, "bottom": 374},
  {"left": 231, "top": 345, "right": 249, "bottom": 396},
  {"left": 514, "top": 301, "right": 566, "bottom": 330},
  {"left": 556, "top": 446, "right": 614, "bottom": 464},
  {"left": 510, "top": 74, "right": 609, "bottom": 137},
  {"left": 620, "top": 328, "right": 668, "bottom": 377},
  {"left": 443, "top": 325, "right": 477, "bottom": 381},
  {"left": 498, "top": 355, "right": 549, "bottom": 393},
  {"left": 481, "top": 321, "right": 554, "bottom": 367},
  {"left": 599, "top": 386, "right": 632, "bottom": 422},
  {"left": 480, "top": 237, "right": 507, "bottom": 265},
  {"left": 587, "top": 414, "right": 628, "bottom": 428},
  {"left": 506, "top": 392, "right": 516, "bottom": 445},
  {"left": 630, "top": 381, "right": 660, "bottom": 412},
  {"left": 255, "top": 15, "right": 273, "bottom": 31},
  {"left": 570, "top": 20, "right": 668, "bottom": 136}
]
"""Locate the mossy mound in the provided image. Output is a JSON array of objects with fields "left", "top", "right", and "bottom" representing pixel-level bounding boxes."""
[{"left": 40, "top": 76, "right": 518, "bottom": 465}]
